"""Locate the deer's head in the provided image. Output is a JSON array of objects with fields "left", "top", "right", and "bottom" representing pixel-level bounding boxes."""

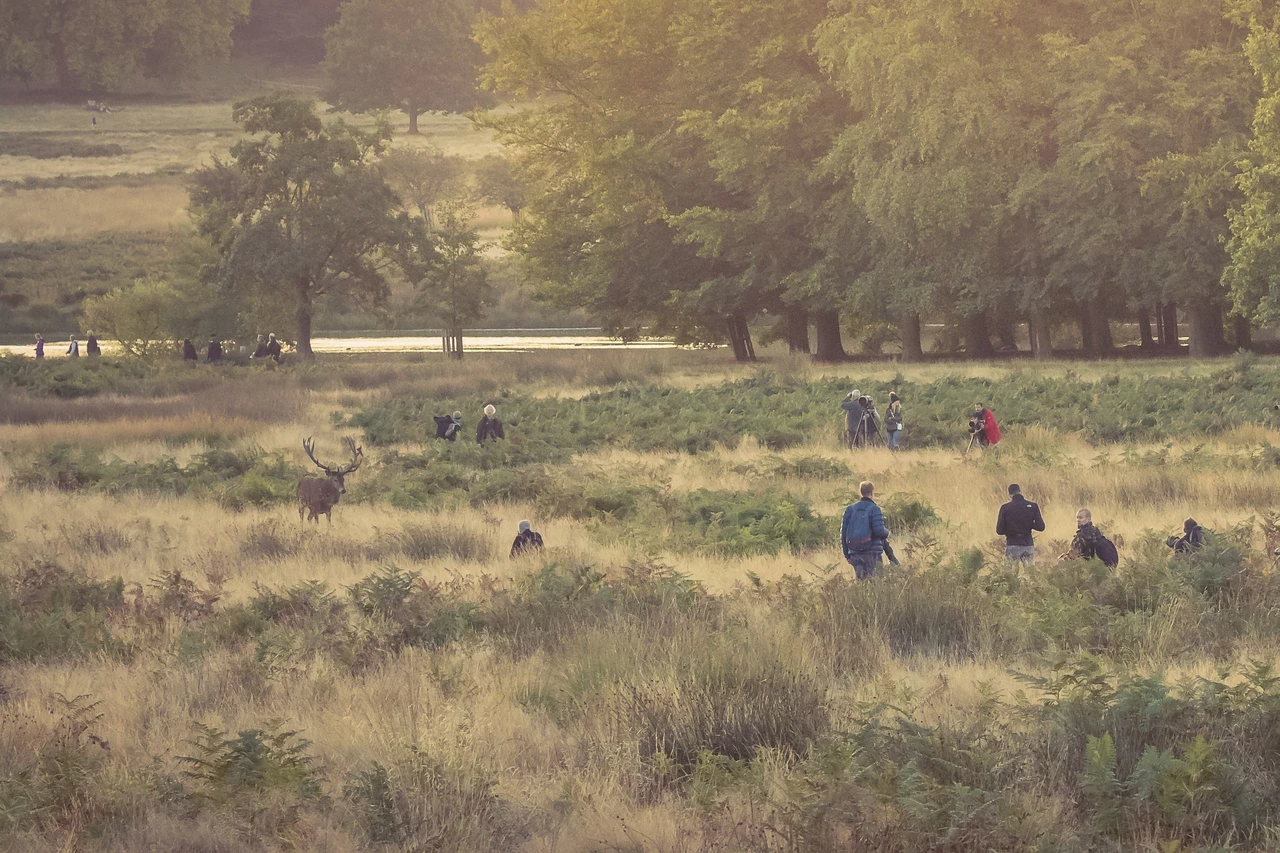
[{"left": 302, "top": 436, "right": 363, "bottom": 493}]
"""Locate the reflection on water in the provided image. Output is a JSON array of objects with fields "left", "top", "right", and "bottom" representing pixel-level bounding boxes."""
[{"left": 0, "top": 331, "right": 681, "bottom": 358}]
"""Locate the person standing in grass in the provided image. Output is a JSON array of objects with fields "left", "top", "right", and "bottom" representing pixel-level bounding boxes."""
[
  {"left": 207, "top": 336, "right": 222, "bottom": 364},
  {"left": 67, "top": 335, "right": 79, "bottom": 358},
  {"left": 477, "top": 404, "right": 505, "bottom": 443},
  {"left": 841, "top": 481, "right": 889, "bottom": 580},
  {"left": 885, "top": 392, "right": 903, "bottom": 451},
  {"left": 183, "top": 339, "right": 198, "bottom": 362},
  {"left": 85, "top": 331, "right": 100, "bottom": 357},
  {"left": 265, "top": 333, "right": 283, "bottom": 364},
  {"left": 996, "top": 483, "right": 1045, "bottom": 563},
  {"left": 842, "top": 389, "right": 865, "bottom": 448},
  {"left": 34, "top": 333, "right": 44, "bottom": 359},
  {"left": 510, "top": 520, "right": 544, "bottom": 558}
]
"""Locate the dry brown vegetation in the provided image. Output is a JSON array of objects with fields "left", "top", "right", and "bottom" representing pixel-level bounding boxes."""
[{"left": 5, "top": 351, "right": 1280, "bottom": 851}]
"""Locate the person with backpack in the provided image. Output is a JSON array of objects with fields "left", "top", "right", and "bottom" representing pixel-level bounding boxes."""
[
  {"left": 510, "top": 520, "right": 544, "bottom": 557},
  {"left": 1069, "top": 508, "right": 1119, "bottom": 567},
  {"left": 884, "top": 392, "right": 904, "bottom": 451},
  {"left": 434, "top": 411, "right": 463, "bottom": 441},
  {"left": 1167, "top": 518, "right": 1205, "bottom": 554},
  {"left": 996, "top": 483, "right": 1045, "bottom": 563},
  {"left": 841, "top": 481, "right": 890, "bottom": 580}
]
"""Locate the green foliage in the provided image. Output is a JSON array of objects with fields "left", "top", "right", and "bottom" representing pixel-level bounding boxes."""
[
  {"left": 0, "top": 0, "right": 250, "bottom": 90},
  {"left": 11, "top": 443, "right": 303, "bottom": 507},
  {"left": 323, "top": 0, "right": 487, "bottom": 133},
  {"left": 0, "top": 562, "right": 128, "bottom": 663},
  {"left": 676, "top": 489, "right": 828, "bottom": 556},
  {"left": 189, "top": 94, "right": 409, "bottom": 356},
  {"left": 352, "top": 368, "right": 1280, "bottom": 455}
]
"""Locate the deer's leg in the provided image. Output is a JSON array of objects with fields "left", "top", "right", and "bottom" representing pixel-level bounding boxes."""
[
  {"left": 326, "top": 508, "right": 333, "bottom": 524},
  {"left": 298, "top": 503, "right": 306, "bottom": 523}
]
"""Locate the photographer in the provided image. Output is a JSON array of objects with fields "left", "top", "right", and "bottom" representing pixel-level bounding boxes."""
[
  {"left": 884, "top": 392, "right": 903, "bottom": 451},
  {"left": 841, "top": 389, "right": 865, "bottom": 449},
  {"left": 857, "top": 395, "right": 881, "bottom": 447}
]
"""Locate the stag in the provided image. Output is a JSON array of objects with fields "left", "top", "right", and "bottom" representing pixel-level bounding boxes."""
[{"left": 298, "top": 437, "right": 363, "bottom": 523}]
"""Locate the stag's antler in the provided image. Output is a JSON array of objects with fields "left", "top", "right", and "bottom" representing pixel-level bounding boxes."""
[
  {"left": 302, "top": 436, "right": 334, "bottom": 474},
  {"left": 339, "top": 436, "right": 364, "bottom": 474}
]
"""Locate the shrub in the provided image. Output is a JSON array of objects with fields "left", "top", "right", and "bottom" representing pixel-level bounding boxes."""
[
  {"left": 389, "top": 522, "right": 495, "bottom": 562},
  {"left": 0, "top": 562, "right": 128, "bottom": 663},
  {"left": 343, "top": 750, "right": 524, "bottom": 852}
]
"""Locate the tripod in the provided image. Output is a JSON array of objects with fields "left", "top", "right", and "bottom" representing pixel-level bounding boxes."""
[{"left": 853, "top": 411, "right": 882, "bottom": 448}]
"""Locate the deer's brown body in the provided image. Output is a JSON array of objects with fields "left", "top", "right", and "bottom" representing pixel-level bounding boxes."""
[{"left": 298, "top": 437, "right": 362, "bottom": 523}]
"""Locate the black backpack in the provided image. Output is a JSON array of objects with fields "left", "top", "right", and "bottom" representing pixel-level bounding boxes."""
[{"left": 1094, "top": 535, "right": 1119, "bottom": 568}]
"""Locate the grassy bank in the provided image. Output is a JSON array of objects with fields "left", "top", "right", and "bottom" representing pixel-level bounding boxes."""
[{"left": 5, "top": 350, "right": 1280, "bottom": 851}]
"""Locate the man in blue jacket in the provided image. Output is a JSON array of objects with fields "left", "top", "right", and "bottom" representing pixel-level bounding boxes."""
[{"left": 841, "top": 481, "right": 889, "bottom": 580}]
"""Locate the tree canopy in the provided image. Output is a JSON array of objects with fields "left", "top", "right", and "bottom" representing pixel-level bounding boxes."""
[
  {"left": 0, "top": 0, "right": 249, "bottom": 91},
  {"left": 323, "top": 0, "right": 488, "bottom": 134},
  {"left": 189, "top": 94, "right": 411, "bottom": 358},
  {"left": 477, "top": 0, "right": 1273, "bottom": 360}
]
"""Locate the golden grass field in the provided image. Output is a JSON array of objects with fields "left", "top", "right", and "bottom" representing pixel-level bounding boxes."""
[
  {"left": 4, "top": 349, "right": 1280, "bottom": 850},
  {"left": 0, "top": 102, "right": 506, "bottom": 243}
]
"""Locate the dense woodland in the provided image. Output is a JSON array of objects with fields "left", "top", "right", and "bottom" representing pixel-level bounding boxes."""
[{"left": 9, "top": 0, "right": 1280, "bottom": 360}]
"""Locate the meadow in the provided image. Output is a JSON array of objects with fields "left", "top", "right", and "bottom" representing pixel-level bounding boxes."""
[
  {"left": 0, "top": 102, "right": 510, "bottom": 334},
  {"left": 4, "top": 348, "right": 1280, "bottom": 851}
]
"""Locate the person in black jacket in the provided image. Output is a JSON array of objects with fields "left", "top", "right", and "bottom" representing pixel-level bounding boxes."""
[
  {"left": 510, "top": 520, "right": 544, "bottom": 557},
  {"left": 1168, "top": 518, "right": 1205, "bottom": 554},
  {"left": 996, "top": 483, "right": 1045, "bottom": 563},
  {"left": 207, "top": 336, "right": 223, "bottom": 364},
  {"left": 477, "top": 404, "right": 505, "bottom": 443},
  {"left": 85, "top": 332, "right": 101, "bottom": 357},
  {"left": 265, "top": 333, "right": 282, "bottom": 364},
  {"left": 182, "top": 339, "right": 198, "bottom": 361}
]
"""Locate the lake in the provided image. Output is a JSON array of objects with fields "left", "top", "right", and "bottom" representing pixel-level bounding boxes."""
[{"left": 0, "top": 330, "right": 682, "bottom": 358}]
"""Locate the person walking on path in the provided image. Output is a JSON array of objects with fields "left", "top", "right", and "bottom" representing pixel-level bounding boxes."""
[
  {"left": 996, "top": 483, "right": 1045, "bottom": 563},
  {"left": 477, "top": 404, "right": 505, "bottom": 444},
  {"left": 510, "top": 520, "right": 544, "bottom": 557},
  {"left": 841, "top": 481, "right": 889, "bottom": 580},
  {"left": 85, "top": 332, "right": 100, "bottom": 357},
  {"left": 67, "top": 335, "right": 79, "bottom": 358},
  {"left": 207, "top": 336, "right": 223, "bottom": 364},
  {"left": 884, "top": 392, "right": 904, "bottom": 451},
  {"left": 34, "top": 333, "right": 44, "bottom": 359}
]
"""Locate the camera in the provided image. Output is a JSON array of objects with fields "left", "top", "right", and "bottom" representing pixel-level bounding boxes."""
[{"left": 968, "top": 415, "right": 983, "bottom": 434}]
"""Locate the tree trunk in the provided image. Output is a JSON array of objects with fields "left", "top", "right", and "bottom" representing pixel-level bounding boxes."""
[
  {"left": 900, "top": 313, "right": 924, "bottom": 362},
  {"left": 296, "top": 277, "right": 314, "bottom": 360},
  {"left": 1155, "top": 302, "right": 1166, "bottom": 346},
  {"left": 1233, "top": 316, "right": 1253, "bottom": 351},
  {"left": 1138, "top": 307, "right": 1154, "bottom": 349},
  {"left": 995, "top": 315, "right": 1017, "bottom": 351},
  {"left": 812, "top": 310, "right": 846, "bottom": 362},
  {"left": 784, "top": 307, "right": 810, "bottom": 354},
  {"left": 726, "top": 311, "right": 756, "bottom": 362},
  {"left": 1078, "top": 304, "right": 1094, "bottom": 354},
  {"left": 1030, "top": 308, "right": 1053, "bottom": 360},
  {"left": 407, "top": 105, "right": 420, "bottom": 135},
  {"left": 1092, "top": 302, "right": 1114, "bottom": 355},
  {"left": 964, "top": 312, "right": 994, "bottom": 358},
  {"left": 1186, "top": 300, "right": 1227, "bottom": 357},
  {"left": 1162, "top": 301, "right": 1180, "bottom": 350}
]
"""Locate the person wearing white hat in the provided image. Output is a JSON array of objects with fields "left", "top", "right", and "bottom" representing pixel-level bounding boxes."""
[
  {"left": 477, "top": 404, "right": 505, "bottom": 444},
  {"left": 510, "top": 519, "right": 544, "bottom": 558},
  {"left": 841, "top": 388, "right": 865, "bottom": 448}
]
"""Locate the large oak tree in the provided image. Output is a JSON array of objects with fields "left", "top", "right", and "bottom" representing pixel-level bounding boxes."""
[{"left": 189, "top": 94, "right": 412, "bottom": 358}]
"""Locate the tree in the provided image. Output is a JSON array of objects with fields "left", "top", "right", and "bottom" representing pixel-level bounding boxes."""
[
  {"left": 474, "top": 154, "right": 526, "bottom": 221},
  {"left": 81, "top": 276, "right": 220, "bottom": 356},
  {"left": 406, "top": 203, "right": 490, "bottom": 359},
  {"left": 0, "top": 0, "right": 249, "bottom": 91},
  {"left": 189, "top": 94, "right": 410, "bottom": 359},
  {"left": 324, "top": 0, "right": 487, "bottom": 135},
  {"left": 379, "top": 146, "right": 467, "bottom": 231}
]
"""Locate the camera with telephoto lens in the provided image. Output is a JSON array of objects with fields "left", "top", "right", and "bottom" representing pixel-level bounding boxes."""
[{"left": 968, "top": 414, "right": 984, "bottom": 434}]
